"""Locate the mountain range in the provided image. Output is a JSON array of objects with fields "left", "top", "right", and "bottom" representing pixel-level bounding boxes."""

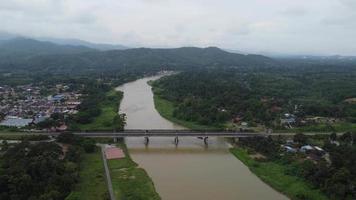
[{"left": 0, "top": 36, "right": 276, "bottom": 74}]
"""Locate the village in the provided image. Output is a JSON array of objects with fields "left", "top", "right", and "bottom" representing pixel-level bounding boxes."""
[{"left": 0, "top": 83, "right": 82, "bottom": 131}]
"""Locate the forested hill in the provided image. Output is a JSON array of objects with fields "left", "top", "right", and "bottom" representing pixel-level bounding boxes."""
[{"left": 0, "top": 42, "right": 277, "bottom": 74}]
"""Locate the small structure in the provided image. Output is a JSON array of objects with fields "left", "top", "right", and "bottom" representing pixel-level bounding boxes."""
[
  {"left": 105, "top": 145, "right": 125, "bottom": 160},
  {"left": 281, "top": 145, "right": 297, "bottom": 153},
  {"left": 300, "top": 145, "right": 314, "bottom": 153},
  {"left": 280, "top": 113, "right": 296, "bottom": 125},
  {"left": 0, "top": 116, "right": 32, "bottom": 127}
]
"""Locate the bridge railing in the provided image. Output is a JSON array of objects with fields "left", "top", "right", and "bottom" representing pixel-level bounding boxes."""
[{"left": 75, "top": 129, "right": 256, "bottom": 133}]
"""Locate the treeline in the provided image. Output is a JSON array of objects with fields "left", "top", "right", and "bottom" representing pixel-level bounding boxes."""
[
  {"left": 153, "top": 66, "right": 356, "bottom": 127},
  {"left": 74, "top": 82, "right": 111, "bottom": 124},
  {"left": 0, "top": 133, "right": 96, "bottom": 200}
]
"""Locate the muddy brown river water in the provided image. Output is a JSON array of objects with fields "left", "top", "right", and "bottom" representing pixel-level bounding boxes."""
[{"left": 116, "top": 75, "right": 288, "bottom": 200}]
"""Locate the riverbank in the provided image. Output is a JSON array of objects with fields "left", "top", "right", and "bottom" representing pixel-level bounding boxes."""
[
  {"left": 66, "top": 148, "right": 109, "bottom": 200},
  {"left": 230, "top": 147, "right": 329, "bottom": 200},
  {"left": 65, "top": 140, "right": 161, "bottom": 200},
  {"left": 108, "top": 141, "right": 161, "bottom": 200},
  {"left": 152, "top": 88, "right": 218, "bottom": 130},
  {"left": 76, "top": 90, "right": 125, "bottom": 131}
]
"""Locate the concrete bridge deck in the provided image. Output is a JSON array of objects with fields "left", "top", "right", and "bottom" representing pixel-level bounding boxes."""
[
  {"left": 72, "top": 131, "right": 266, "bottom": 138},
  {"left": 22, "top": 129, "right": 324, "bottom": 138}
]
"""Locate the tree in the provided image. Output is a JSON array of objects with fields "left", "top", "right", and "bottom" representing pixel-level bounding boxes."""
[
  {"left": 330, "top": 132, "right": 337, "bottom": 141},
  {"left": 57, "top": 133, "right": 80, "bottom": 144},
  {"left": 82, "top": 139, "right": 96, "bottom": 153},
  {"left": 294, "top": 133, "right": 307, "bottom": 145}
]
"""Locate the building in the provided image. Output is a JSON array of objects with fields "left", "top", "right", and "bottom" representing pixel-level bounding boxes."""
[{"left": 0, "top": 116, "right": 33, "bottom": 127}]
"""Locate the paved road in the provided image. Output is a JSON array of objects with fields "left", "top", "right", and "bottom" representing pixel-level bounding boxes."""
[
  {"left": 100, "top": 144, "right": 116, "bottom": 200},
  {"left": 1, "top": 130, "right": 337, "bottom": 138}
]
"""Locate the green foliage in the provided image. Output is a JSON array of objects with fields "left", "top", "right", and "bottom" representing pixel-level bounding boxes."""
[
  {"left": 57, "top": 133, "right": 96, "bottom": 153},
  {"left": 65, "top": 150, "right": 109, "bottom": 200},
  {"left": 230, "top": 148, "right": 328, "bottom": 200},
  {"left": 294, "top": 133, "right": 308, "bottom": 145},
  {"left": 152, "top": 66, "right": 356, "bottom": 129},
  {"left": 235, "top": 133, "right": 356, "bottom": 200},
  {"left": 74, "top": 89, "right": 126, "bottom": 131},
  {"left": 0, "top": 142, "right": 79, "bottom": 200},
  {"left": 108, "top": 142, "right": 161, "bottom": 200},
  {"left": 153, "top": 92, "right": 218, "bottom": 130}
]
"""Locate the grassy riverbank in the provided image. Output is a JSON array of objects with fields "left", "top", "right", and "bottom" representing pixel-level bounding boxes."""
[
  {"left": 230, "top": 147, "right": 328, "bottom": 200},
  {"left": 108, "top": 142, "right": 161, "bottom": 200},
  {"left": 152, "top": 89, "right": 218, "bottom": 130},
  {"left": 66, "top": 148, "right": 109, "bottom": 200},
  {"left": 77, "top": 90, "right": 124, "bottom": 131}
]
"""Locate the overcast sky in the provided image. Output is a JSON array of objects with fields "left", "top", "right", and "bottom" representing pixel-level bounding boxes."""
[{"left": 0, "top": 0, "right": 355, "bottom": 55}]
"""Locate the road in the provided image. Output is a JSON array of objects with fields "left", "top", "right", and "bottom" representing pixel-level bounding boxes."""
[
  {"left": 100, "top": 144, "right": 116, "bottom": 200},
  {"left": 1, "top": 130, "right": 337, "bottom": 138}
]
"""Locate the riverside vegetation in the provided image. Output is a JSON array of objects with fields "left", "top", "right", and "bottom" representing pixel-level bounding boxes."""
[
  {"left": 108, "top": 140, "right": 161, "bottom": 200},
  {"left": 152, "top": 67, "right": 356, "bottom": 132},
  {"left": 230, "top": 133, "right": 356, "bottom": 200}
]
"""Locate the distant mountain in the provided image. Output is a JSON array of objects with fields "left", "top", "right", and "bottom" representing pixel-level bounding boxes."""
[
  {"left": 37, "top": 37, "right": 129, "bottom": 50},
  {"left": 0, "top": 37, "right": 96, "bottom": 57},
  {"left": 275, "top": 54, "right": 356, "bottom": 67},
  {"left": 0, "top": 31, "right": 19, "bottom": 40},
  {"left": 0, "top": 46, "right": 278, "bottom": 74},
  {"left": 0, "top": 31, "right": 128, "bottom": 50}
]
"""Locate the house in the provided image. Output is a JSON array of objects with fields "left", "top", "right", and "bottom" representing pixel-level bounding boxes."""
[
  {"left": 48, "top": 94, "right": 65, "bottom": 102},
  {"left": 33, "top": 115, "right": 49, "bottom": 124},
  {"left": 300, "top": 145, "right": 314, "bottom": 153},
  {"left": 281, "top": 145, "right": 297, "bottom": 153}
]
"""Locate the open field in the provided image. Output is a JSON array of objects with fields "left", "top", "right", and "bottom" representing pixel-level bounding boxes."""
[
  {"left": 230, "top": 148, "right": 329, "bottom": 200},
  {"left": 108, "top": 142, "right": 161, "bottom": 200},
  {"left": 77, "top": 90, "right": 122, "bottom": 131},
  {"left": 65, "top": 149, "right": 109, "bottom": 200}
]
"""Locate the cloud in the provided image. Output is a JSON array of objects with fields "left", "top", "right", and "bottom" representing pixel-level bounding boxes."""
[{"left": 0, "top": 0, "right": 355, "bottom": 55}]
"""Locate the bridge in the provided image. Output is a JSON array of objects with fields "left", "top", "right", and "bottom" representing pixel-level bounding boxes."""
[
  {"left": 70, "top": 129, "right": 269, "bottom": 145},
  {"left": 72, "top": 129, "right": 268, "bottom": 138},
  {"left": 38, "top": 129, "right": 305, "bottom": 145}
]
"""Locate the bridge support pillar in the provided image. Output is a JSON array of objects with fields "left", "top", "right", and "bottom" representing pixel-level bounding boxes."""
[
  {"left": 174, "top": 136, "right": 179, "bottom": 145},
  {"left": 144, "top": 136, "right": 149, "bottom": 145},
  {"left": 204, "top": 137, "right": 208, "bottom": 145}
]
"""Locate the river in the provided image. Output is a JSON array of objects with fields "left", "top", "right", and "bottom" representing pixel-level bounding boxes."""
[{"left": 116, "top": 75, "right": 288, "bottom": 200}]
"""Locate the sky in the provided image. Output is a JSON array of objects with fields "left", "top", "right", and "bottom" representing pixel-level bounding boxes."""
[{"left": 0, "top": 0, "right": 356, "bottom": 55}]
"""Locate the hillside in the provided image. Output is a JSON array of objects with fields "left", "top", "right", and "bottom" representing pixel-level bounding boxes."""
[
  {"left": 0, "top": 43, "right": 277, "bottom": 74},
  {"left": 0, "top": 37, "right": 96, "bottom": 56}
]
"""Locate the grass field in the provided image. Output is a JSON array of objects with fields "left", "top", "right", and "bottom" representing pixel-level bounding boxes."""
[
  {"left": 152, "top": 90, "right": 218, "bottom": 130},
  {"left": 78, "top": 90, "right": 122, "bottom": 131},
  {"left": 230, "top": 148, "right": 329, "bottom": 200},
  {"left": 108, "top": 142, "right": 161, "bottom": 200},
  {"left": 65, "top": 149, "right": 109, "bottom": 200}
]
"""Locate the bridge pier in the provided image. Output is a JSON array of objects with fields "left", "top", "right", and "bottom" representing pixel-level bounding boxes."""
[
  {"left": 204, "top": 137, "right": 208, "bottom": 145},
  {"left": 144, "top": 136, "right": 149, "bottom": 145},
  {"left": 174, "top": 136, "right": 179, "bottom": 145}
]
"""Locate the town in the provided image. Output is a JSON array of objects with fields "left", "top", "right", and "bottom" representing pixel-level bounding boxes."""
[{"left": 0, "top": 83, "right": 82, "bottom": 131}]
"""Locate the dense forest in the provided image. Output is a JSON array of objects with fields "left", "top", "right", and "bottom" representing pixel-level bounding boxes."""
[
  {"left": 153, "top": 66, "right": 356, "bottom": 129},
  {"left": 0, "top": 134, "right": 96, "bottom": 200}
]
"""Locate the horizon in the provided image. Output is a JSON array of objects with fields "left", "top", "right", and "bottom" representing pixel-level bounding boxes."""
[
  {"left": 1, "top": 31, "right": 355, "bottom": 57},
  {"left": 1, "top": 0, "right": 356, "bottom": 56}
]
